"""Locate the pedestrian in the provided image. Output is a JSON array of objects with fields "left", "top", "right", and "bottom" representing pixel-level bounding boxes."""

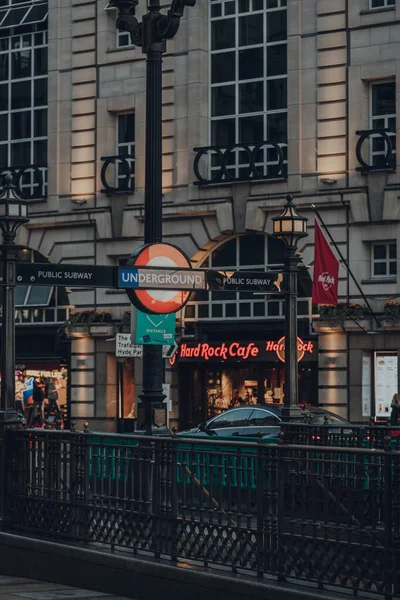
[
  {"left": 29, "top": 376, "right": 46, "bottom": 426},
  {"left": 46, "top": 377, "right": 62, "bottom": 422},
  {"left": 390, "top": 392, "right": 400, "bottom": 426},
  {"left": 229, "top": 389, "right": 243, "bottom": 408},
  {"left": 15, "top": 374, "right": 26, "bottom": 419}
]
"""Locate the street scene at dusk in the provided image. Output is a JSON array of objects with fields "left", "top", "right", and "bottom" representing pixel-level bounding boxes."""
[{"left": 0, "top": 0, "right": 400, "bottom": 598}]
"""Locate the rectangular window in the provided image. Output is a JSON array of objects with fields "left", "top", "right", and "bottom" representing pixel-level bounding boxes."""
[
  {"left": 117, "top": 30, "right": 131, "bottom": 48},
  {"left": 117, "top": 112, "right": 135, "bottom": 191},
  {"left": 371, "top": 242, "right": 397, "bottom": 278},
  {"left": 370, "top": 80, "right": 396, "bottom": 168},
  {"left": 0, "top": 22, "right": 47, "bottom": 198},
  {"left": 210, "top": 0, "right": 287, "bottom": 179},
  {"left": 370, "top": 0, "right": 395, "bottom": 8}
]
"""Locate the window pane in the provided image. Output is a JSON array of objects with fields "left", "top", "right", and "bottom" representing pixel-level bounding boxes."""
[
  {"left": 268, "top": 236, "right": 284, "bottom": 264},
  {"left": 239, "top": 47, "right": 263, "bottom": 79},
  {"left": 239, "top": 114, "right": 264, "bottom": 143},
  {"left": 34, "top": 46, "right": 47, "bottom": 75},
  {"left": 212, "top": 238, "right": 237, "bottom": 267},
  {"left": 11, "top": 80, "right": 30, "bottom": 108},
  {"left": 267, "top": 10, "right": 286, "bottom": 42},
  {"left": 212, "top": 85, "right": 235, "bottom": 117},
  {"left": 0, "top": 144, "right": 6, "bottom": 165},
  {"left": 34, "top": 108, "right": 46, "bottom": 136},
  {"left": 211, "top": 3, "right": 222, "bottom": 17},
  {"left": 390, "top": 243, "right": 397, "bottom": 259},
  {"left": 226, "top": 304, "right": 237, "bottom": 317},
  {"left": 11, "top": 110, "right": 31, "bottom": 139},
  {"left": 239, "top": 14, "right": 263, "bottom": 46},
  {"left": 26, "top": 285, "right": 52, "bottom": 306},
  {"left": 211, "top": 118, "right": 235, "bottom": 146},
  {"left": 0, "top": 114, "right": 7, "bottom": 142},
  {"left": 267, "top": 44, "right": 287, "bottom": 76},
  {"left": 0, "top": 53, "right": 8, "bottom": 80},
  {"left": 267, "top": 78, "right": 287, "bottom": 110},
  {"left": 209, "top": 408, "right": 253, "bottom": 429},
  {"left": 211, "top": 303, "right": 223, "bottom": 317},
  {"left": 34, "top": 77, "right": 47, "bottom": 106},
  {"left": 374, "top": 244, "right": 386, "bottom": 260},
  {"left": 0, "top": 83, "right": 7, "bottom": 111},
  {"left": 374, "top": 262, "right": 387, "bottom": 276},
  {"left": 211, "top": 19, "right": 235, "bottom": 50},
  {"left": 389, "top": 262, "right": 397, "bottom": 275},
  {"left": 34, "top": 139, "right": 47, "bottom": 163},
  {"left": 11, "top": 141, "right": 30, "bottom": 164},
  {"left": 267, "top": 112, "right": 287, "bottom": 142},
  {"left": 118, "top": 113, "right": 134, "bottom": 144},
  {"left": 372, "top": 82, "right": 395, "bottom": 116},
  {"left": 240, "top": 234, "right": 264, "bottom": 265},
  {"left": 253, "top": 302, "right": 265, "bottom": 316},
  {"left": 211, "top": 52, "right": 235, "bottom": 84},
  {"left": 11, "top": 48, "right": 31, "bottom": 79},
  {"left": 15, "top": 285, "right": 28, "bottom": 306},
  {"left": 239, "top": 81, "right": 263, "bottom": 113},
  {"left": 239, "top": 303, "right": 251, "bottom": 316},
  {"left": 249, "top": 409, "right": 279, "bottom": 426}
]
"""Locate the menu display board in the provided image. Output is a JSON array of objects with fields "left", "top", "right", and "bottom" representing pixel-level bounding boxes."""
[
  {"left": 375, "top": 354, "right": 398, "bottom": 418},
  {"left": 362, "top": 353, "right": 371, "bottom": 417}
]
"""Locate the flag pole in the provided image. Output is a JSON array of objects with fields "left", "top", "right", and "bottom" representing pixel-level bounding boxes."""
[{"left": 311, "top": 205, "right": 380, "bottom": 328}]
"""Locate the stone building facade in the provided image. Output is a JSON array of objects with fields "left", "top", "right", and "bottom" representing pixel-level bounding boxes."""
[{"left": 1, "top": 0, "right": 400, "bottom": 430}]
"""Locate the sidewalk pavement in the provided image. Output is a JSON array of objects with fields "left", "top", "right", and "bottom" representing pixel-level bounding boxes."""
[{"left": 0, "top": 576, "right": 133, "bottom": 600}]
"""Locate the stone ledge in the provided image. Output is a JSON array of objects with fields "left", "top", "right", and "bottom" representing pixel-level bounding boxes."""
[{"left": 0, "top": 532, "right": 371, "bottom": 600}]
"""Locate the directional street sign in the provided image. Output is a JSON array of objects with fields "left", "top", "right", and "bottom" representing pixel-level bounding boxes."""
[
  {"left": 16, "top": 263, "right": 116, "bottom": 288},
  {"left": 115, "top": 334, "right": 143, "bottom": 358},
  {"left": 162, "top": 341, "right": 178, "bottom": 358},
  {"left": 207, "top": 270, "right": 284, "bottom": 293}
]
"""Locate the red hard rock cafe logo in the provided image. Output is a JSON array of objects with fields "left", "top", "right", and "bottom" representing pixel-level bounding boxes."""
[
  {"left": 318, "top": 272, "right": 335, "bottom": 291},
  {"left": 272, "top": 337, "right": 314, "bottom": 363}
]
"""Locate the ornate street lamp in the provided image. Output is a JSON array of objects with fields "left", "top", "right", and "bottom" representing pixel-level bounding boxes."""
[
  {"left": 106, "top": 0, "right": 195, "bottom": 434},
  {"left": 272, "top": 195, "right": 308, "bottom": 409},
  {"left": 0, "top": 174, "right": 29, "bottom": 425}
]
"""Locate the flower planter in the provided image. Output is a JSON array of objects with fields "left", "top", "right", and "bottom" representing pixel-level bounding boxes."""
[
  {"left": 89, "top": 324, "right": 115, "bottom": 337},
  {"left": 343, "top": 319, "right": 372, "bottom": 332},
  {"left": 65, "top": 325, "right": 90, "bottom": 338},
  {"left": 383, "top": 320, "right": 400, "bottom": 331},
  {"left": 312, "top": 320, "right": 343, "bottom": 333}
]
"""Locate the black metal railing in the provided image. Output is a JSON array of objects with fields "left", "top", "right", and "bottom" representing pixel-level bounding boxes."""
[
  {"left": 193, "top": 141, "right": 287, "bottom": 185},
  {"left": 0, "top": 165, "right": 47, "bottom": 200},
  {"left": 100, "top": 155, "right": 135, "bottom": 194},
  {"left": 356, "top": 129, "right": 396, "bottom": 172},
  {"left": 4, "top": 426, "right": 400, "bottom": 597}
]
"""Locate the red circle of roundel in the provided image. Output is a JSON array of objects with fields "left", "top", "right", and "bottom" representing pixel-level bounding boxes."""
[{"left": 127, "top": 243, "right": 192, "bottom": 315}]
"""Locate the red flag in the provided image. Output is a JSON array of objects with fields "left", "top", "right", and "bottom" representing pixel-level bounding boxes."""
[{"left": 312, "top": 219, "right": 339, "bottom": 305}]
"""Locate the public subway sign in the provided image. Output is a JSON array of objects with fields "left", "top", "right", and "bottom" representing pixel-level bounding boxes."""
[
  {"left": 118, "top": 268, "right": 205, "bottom": 290},
  {"left": 169, "top": 338, "right": 317, "bottom": 365},
  {"left": 16, "top": 263, "right": 116, "bottom": 288},
  {"left": 207, "top": 271, "right": 284, "bottom": 293}
]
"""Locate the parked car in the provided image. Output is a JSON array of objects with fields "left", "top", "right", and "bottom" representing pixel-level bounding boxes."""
[{"left": 178, "top": 404, "right": 350, "bottom": 442}]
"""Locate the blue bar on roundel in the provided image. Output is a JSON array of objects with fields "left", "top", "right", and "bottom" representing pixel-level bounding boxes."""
[{"left": 118, "top": 268, "right": 139, "bottom": 287}]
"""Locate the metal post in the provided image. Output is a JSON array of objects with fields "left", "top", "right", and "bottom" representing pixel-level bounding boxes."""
[
  {"left": 284, "top": 247, "right": 299, "bottom": 408},
  {"left": 0, "top": 233, "right": 18, "bottom": 425},
  {"left": 109, "top": 0, "right": 195, "bottom": 434}
]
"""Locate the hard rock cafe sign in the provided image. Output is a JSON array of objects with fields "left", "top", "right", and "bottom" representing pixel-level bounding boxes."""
[{"left": 169, "top": 337, "right": 316, "bottom": 365}]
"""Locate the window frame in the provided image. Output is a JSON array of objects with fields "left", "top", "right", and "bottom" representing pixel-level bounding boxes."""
[
  {"left": 209, "top": 0, "right": 288, "bottom": 178},
  {"left": 116, "top": 111, "right": 135, "bottom": 191},
  {"left": 369, "top": 80, "right": 396, "bottom": 168},
  {"left": 371, "top": 241, "right": 397, "bottom": 279},
  {"left": 370, "top": 0, "right": 395, "bottom": 9}
]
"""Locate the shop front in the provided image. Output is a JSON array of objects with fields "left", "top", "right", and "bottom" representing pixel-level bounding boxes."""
[{"left": 175, "top": 337, "right": 318, "bottom": 430}]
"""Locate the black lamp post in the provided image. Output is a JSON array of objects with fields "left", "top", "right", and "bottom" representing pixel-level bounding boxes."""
[
  {"left": 107, "top": 0, "right": 195, "bottom": 434},
  {"left": 272, "top": 195, "right": 308, "bottom": 409},
  {"left": 0, "top": 174, "right": 29, "bottom": 426}
]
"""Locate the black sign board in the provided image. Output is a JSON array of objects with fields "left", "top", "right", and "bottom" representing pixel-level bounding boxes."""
[
  {"left": 16, "top": 263, "right": 116, "bottom": 288},
  {"left": 207, "top": 270, "right": 284, "bottom": 293}
]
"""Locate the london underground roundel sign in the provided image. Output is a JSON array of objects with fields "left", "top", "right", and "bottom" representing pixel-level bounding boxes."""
[{"left": 126, "top": 243, "right": 192, "bottom": 314}]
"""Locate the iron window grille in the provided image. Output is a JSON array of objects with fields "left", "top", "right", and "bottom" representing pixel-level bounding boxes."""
[
  {"left": 209, "top": 0, "right": 287, "bottom": 180},
  {"left": 0, "top": 22, "right": 47, "bottom": 198},
  {"left": 371, "top": 242, "right": 397, "bottom": 279}
]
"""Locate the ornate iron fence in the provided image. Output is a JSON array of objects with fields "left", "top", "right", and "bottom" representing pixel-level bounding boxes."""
[{"left": 4, "top": 427, "right": 400, "bottom": 598}]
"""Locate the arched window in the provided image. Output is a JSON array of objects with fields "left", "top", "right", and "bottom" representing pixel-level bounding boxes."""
[{"left": 183, "top": 234, "right": 311, "bottom": 327}]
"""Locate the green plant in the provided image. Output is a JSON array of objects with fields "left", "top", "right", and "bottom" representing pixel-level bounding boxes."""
[
  {"left": 383, "top": 301, "right": 400, "bottom": 322},
  {"left": 318, "top": 303, "right": 369, "bottom": 325},
  {"left": 122, "top": 309, "right": 131, "bottom": 327},
  {"left": 58, "top": 310, "right": 112, "bottom": 335}
]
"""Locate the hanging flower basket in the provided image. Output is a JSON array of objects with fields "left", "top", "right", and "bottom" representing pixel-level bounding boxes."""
[
  {"left": 89, "top": 324, "right": 115, "bottom": 337},
  {"left": 59, "top": 310, "right": 113, "bottom": 338}
]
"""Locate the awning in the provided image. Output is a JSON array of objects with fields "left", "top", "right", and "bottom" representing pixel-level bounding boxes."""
[{"left": 0, "top": 2, "right": 47, "bottom": 30}]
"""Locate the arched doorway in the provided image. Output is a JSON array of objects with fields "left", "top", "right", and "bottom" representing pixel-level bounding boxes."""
[{"left": 176, "top": 234, "right": 318, "bottom": 429}]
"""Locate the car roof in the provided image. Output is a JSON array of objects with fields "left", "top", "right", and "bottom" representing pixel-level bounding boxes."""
[{"left": 214, "top": 404, "right": 349, "bottom": 423}]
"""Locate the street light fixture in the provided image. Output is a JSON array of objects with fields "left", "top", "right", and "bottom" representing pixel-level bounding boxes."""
[
  {"left": 0, "top": 174, "right": 29, "bottom": 426},
  {"left": 107, "top": 0, "right": 195, "bottom": 434},
  {"left": 272, "top": 194, "right": 308, "bottom": 409}
]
